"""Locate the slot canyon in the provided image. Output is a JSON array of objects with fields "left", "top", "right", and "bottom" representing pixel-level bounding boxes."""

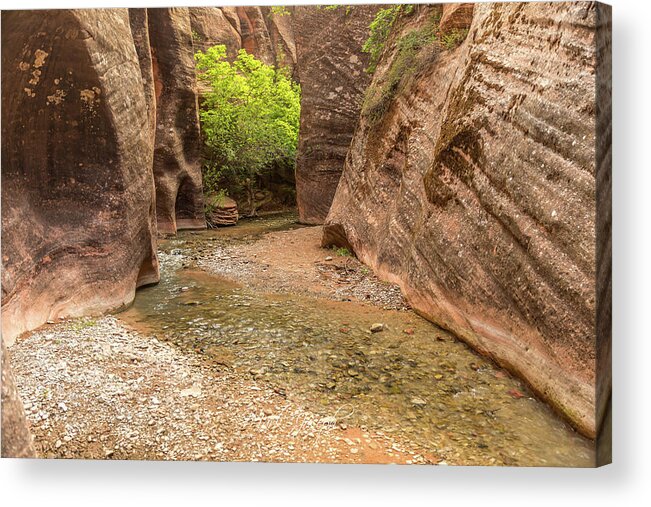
[{"left": 1, "top": 3, "right": 610, "bottom": 466}]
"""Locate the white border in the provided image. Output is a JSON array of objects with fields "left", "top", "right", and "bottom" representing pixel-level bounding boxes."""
[{"left": 1, "top": 1, "right": 650, "bottom": 505}]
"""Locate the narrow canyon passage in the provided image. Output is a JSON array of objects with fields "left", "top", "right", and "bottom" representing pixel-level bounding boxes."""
[{"left": 9, "top": 213, "right": 594, "bottom": 466}]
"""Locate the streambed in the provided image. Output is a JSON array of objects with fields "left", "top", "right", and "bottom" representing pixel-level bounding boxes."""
[{"left": 119, "top": 213, "right": 594, "bottom": 467}]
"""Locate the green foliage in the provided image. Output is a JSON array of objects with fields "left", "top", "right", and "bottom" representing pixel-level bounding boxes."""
[
  {"left": 440, "top": 28, "right": 469, "bottom": 49},
  {"left": 362, "top": 8, "right": 469, "bottom": 124},
  {"left": 195, "top": 45, "right": 301, "bottom": 216},
  {"left": 317, "top": 5, "right": 354, "bottom": 15},
  {"left": 332, "top": 246, "right": 352, "bottom": 257},
  {"left": 270, "top": 6, "right": 291, "bottom": 16},
  {"left": 362, "top": 22, "right": 437, "bottom": 123},
  {"left": 191, "top": 29, "right": 201, "bottom": 42},
  {"left": 362, "top": 4, "right": 414, "bottom": 73}
]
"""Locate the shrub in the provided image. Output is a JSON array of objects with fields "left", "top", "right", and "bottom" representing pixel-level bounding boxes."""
[
  {"left": 362, "top": 4, "right": 414, "bottom": 73},
  {"left": 440, "top": 28, "right": 469, "bottom": 49},
  {"left": 335, "top": 246, "right": 352, "bottom": 257},
  {"left": 270, "top": 6, "right": 290, "bottom": 17},
  {"left": 195, "top": 45, "right": 301, "bottom": 216},
  {"left": 361, "top": 7, "right": 468, "bottom": 124}
]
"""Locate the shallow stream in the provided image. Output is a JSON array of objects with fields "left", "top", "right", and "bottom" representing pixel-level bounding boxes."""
[{"left": 120, "top": 213, "right": 594, "bottom": 466}]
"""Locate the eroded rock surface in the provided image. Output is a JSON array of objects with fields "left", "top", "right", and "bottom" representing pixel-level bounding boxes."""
[
  {"left": 323, "top": 3, "right": 611, "bottom": 438},
  {"left": 440, "top": 3, "right": 475, "bottom": 33},
  {"left": 1, "top": 9, "right": 159, "bottom": 344},
  {"left": 293, "top": 5, "right": 380, "bottom": 224},
  {"left": 206, "top": 195, "right": 239, "bottom": 227},
  {"left": 189, "top": 6, "right": 296, "bottom": 72},
  {"left": 148, "top": 8, "right": 206, "bottom": 234}
]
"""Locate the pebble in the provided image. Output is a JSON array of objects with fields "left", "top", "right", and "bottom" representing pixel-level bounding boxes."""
[
  {"left": 410, "top": 397, "right": 427, "bottom": 407},
  {"left": 370, "top": 323, "right": 384, "bottom": 333}
]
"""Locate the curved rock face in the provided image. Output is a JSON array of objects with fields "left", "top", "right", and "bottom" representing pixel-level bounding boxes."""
[
  {"left": 293, "top": 5, "right": 380, "bottom": 224},
  {"left": 323, "top": 2, "right": 611, "bottom": 439},
  {"left": 189, "top": 6, "right": 296, "bottom": 73},
  {"left": 189, "top": 7, "right": 242, "bottom": 57},
  {"left": 1, "top": 9, "right": 159, "bottom": 345},
  {"left": 148, "top": 8, "right": 205, "bottom": 234}
]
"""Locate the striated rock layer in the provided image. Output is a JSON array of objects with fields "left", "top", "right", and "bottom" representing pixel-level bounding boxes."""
[
  {"left": 206, "top": 195, "right": 239, "bottom": 227},
  {"left": 323, "top": 2, "right": 611, "bottom": 440},
  {"left": 148, "top": 8, "right": 206, "bottom": 234},
  {"left": 293, "top": 5, "right": 380, "bottom": 224},
  {"left": 1, "top": 9, "right": 159, "bottom": 345}
]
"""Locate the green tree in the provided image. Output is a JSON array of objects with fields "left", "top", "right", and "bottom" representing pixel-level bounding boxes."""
[{"left": 195, "top": 45, "right": 301, "bottom": 216}]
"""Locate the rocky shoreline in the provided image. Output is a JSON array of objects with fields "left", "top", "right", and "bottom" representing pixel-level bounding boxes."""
[{"left": 9, "top": 315, "right": 434, "bottom": 464}]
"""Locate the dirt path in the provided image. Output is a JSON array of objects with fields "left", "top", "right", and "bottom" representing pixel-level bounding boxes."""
[{"left": 189, "top": 224, "right": 409, "bottom": 310}]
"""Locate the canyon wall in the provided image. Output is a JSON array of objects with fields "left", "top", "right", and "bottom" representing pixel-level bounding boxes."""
[
  {"left": 189, "top": 7, "right": 297, "bottom": 74},
  {"left": 293, "top": 5, "right": 380, "bottom": 224},
  {"left": 148, "top": 8, "right": 205, "bottom": 234},
  {"left": 323, "top": 2, "right": 611, "bottom": 439},
  {"left": 1, "top": 9, "right": 159, "bottom": 345}
]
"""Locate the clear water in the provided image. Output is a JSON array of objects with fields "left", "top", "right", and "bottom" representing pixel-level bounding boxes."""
[{"left": 120, "top": 213, "right": 595, "bottom": 466}]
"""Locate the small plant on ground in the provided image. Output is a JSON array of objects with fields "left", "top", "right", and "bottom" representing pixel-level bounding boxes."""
[
  {"left": 333, "top": 246, "right": 352, "bottom": 257},
  {"left": 68, "top": 318, "right": 97, "bottom": 333}
]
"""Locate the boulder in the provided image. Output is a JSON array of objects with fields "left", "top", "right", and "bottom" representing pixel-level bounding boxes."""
[
  {"left": 1, "top": 9, "right": 159, "bottom": 344},
  {"left": 206, "top": 195, "right": 239, "bottom": 227},
  {"left": 323, "top": 3, "right": 611, "bottom": 439},
  {"left": 293, "top": 5, "right": 381, "bottom": 224},
  {"left": 148, "top": 8, "right": 206, "bottom": 234}
]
